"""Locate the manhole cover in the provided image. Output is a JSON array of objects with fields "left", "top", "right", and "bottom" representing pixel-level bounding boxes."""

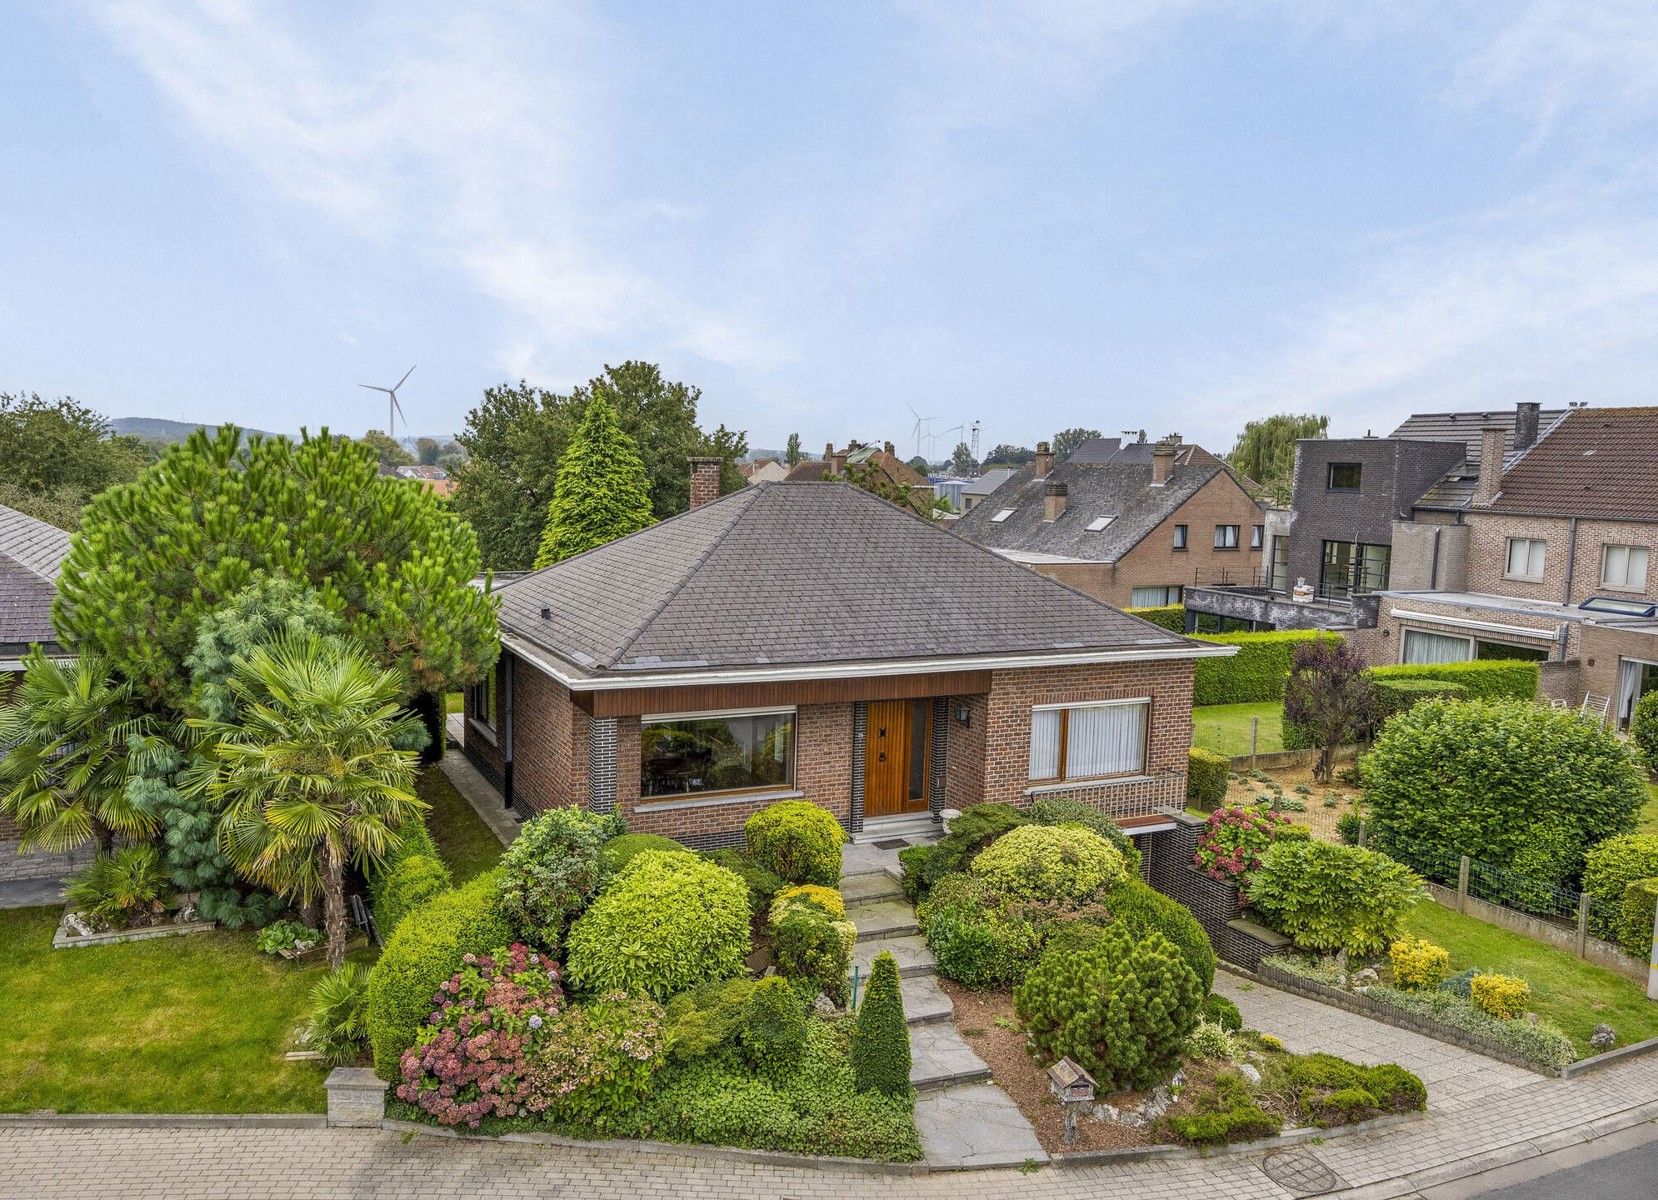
[
  {"left": 1261, "top": 1149, "right": 1344, "bottom": 1196},
  {"left": 873, "top": 838, "right": 911, "bottom": 849}
]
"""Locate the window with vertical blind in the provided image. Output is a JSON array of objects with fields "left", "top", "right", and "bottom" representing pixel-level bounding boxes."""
[
  {"left": 1602, "top": 544, "right": 1650, "bottom": 591},
  {"left": 1029, "top": 700, "right": 1149, "bottom": 782},
  {"left": 1505, "top": 538, "right": 1546, "bottom": 580},
  {"left": 1401, "top": 629, "right": 1473, "bottom": 666}
]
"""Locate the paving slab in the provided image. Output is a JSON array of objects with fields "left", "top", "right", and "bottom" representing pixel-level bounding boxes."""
[
  {"left": 914, "top": 1083, "right": 1047, "bottom": 1170},
  {"left": 841, "top": 872, "right": 905, "bottom": 904},
  {"left": 910, "top": 1021, "right": 992, "bottom": 1091},
  {"left": 897, "top": 974, "right": 954, "bottom": 1026},
  {"left": 848, "top": 899, "right": 920, "bottom": 941},
  {"left": 851, "top": 934, "right": 936, "bottom": 979}
]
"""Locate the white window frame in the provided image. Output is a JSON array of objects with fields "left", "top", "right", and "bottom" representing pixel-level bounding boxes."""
[
  {"left": 1400, "top": 629, "right": 1474, "bottom": 666},
  {"left": 1086, "top": 515, "right": 1115, "bottom": 532},
  {"left": 1601, "top": 544, "right": 1650, "bottom": 592},
  {"left": 1028, "top": 697, "right": 1150, "bottom": 783},
  {"left": 1505, "top": 537, "right": 1546, "bottom": 581}
]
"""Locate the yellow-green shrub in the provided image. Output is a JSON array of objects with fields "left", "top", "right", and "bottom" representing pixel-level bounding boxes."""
[
  {"left": 970, "top": 824, "right": 1126, "bottom": 902},
  {"left": 769, "top": 884, "right": 845, "bottom": 926},
  {"left": 1388, "top": 936, "right": 1450, "bottom": 991},
  {"left": 1470, "top": 973, "right": 1530, "bottom": 1019}
]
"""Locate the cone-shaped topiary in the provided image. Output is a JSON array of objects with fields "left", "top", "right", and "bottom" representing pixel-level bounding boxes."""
[
  {"left": 534, "top": 394, "right": 654, "bottom": 566},
  {"left": 740, "top": 975, "right": 808, "bottom": 1069},
  {"left": 1014, "top": 923, "right": 1203, "bottom": 1092},
  {"left": 851, "top": 951, "right": 910, "bottom": 1096}
]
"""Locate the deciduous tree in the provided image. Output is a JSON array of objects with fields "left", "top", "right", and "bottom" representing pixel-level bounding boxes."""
[
  {"left": 785, "top": 432, "right": 802, "bottom": 466},
  {"left": 360, "top": 429, "right": 414, "bottom": 467},
  {"left": 0, "top": 392, "right": 148, "bottom": 528},
  {"left": 1226, "top": 413, "right": 1328, "bottom": 505},
  {"left": 949, "top": 442, "right": 976, "bottom": 476},
  {"left": 1282, "top": 640, "right": 1379, "bottom": 783},
  {"left": 1052, "top": 427, "right": 1103, "bottom": 459}
]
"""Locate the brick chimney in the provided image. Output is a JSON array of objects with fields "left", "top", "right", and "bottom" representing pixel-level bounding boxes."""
[
  {"left": 1514, "top": 401, "right": 1540, "bottom": 451},
  {"left": 1043, "top": 480, "right": 1068, "bottom": 522},
  {"left": 1472, "top": 425, "right": 1505, "bottom": 507},
  {"left": 826, "top": 443, "right": 845, "bottom": 475},
  {"left": 1034, "top": 441, "right": 1054, "bottom": 479},
  {"left": 1151, "top": 437, "right": 1178, "bottom": 486},
  {"left": 883, "top": 441, "right": 895, "bottom": 457},
  {"left": 689, "top": 457, "right": 722, "bottom": 508}
]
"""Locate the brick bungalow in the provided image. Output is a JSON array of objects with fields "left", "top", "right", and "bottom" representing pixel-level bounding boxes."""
[{"left": 461, "top": 461, "right": 1231, "bottom": 849}]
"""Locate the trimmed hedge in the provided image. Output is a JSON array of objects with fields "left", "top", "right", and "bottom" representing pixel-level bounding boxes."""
[
  {"left": 1368, "top": 660, "right": 1538, "bottom": 702},
  {"left": 1192, "top": 631, "right": 1339, "bottom": 705},
  {"left": 373, "top": 853, "right": 453, "bottom": 939},
  {"left": 1107, "top": 878, "right": 1216, "bottom": 992},
  {"left": 601, "top": 833, "right": 688, "bottom": 873},
  {"left": 365, "top": 869, "right": 513, "bottom": 1079},
  {"left": 367, "top": 814, "right": 445, "bottom": 931},
  {"left": 1125, "top": 603, "right": 1185, "bottom": 633},
  {"left": 1582, "top": 834, "right": 1658, "bottom": 955},
  {"left": 1634, "top": 690, "right": 1658, "bottom": 772},
  {"left": 1187, "top": 748, "right": 1229, "bottom": 809}
]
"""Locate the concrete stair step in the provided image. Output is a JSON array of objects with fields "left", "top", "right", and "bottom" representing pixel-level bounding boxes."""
[
  {"left": 848, "top": 899, "right": 920, "bottom": 941},
  {"left": 850, "top": 934, "right": 936, "bottom": 980},
  {"left": 840, "top": 872, "right": 904, "bottom": 904},
  {"left": 849, "top": 817, "right": 940, "bottom": 845},
  {"left": 894, "top": 973, "right": 954, "bottom": 1026},
  {"left": 910, "top": 1022, "right": 993, "bottom": 1092}
]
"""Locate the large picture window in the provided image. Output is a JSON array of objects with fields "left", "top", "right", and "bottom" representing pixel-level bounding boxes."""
[
  {"left": 641, "top": 709, "right": 795, "bottom": 798},
  {"left": 1401, "top": 629, "right": 1473, "bottom": 666},
  {"left": 1029, "top": 700, "right": 1148, "bottom": 782}
]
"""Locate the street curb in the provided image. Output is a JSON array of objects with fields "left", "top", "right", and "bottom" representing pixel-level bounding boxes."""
[
  {"left": 1560, "top": 1034, "right": 1658, "bottom": 1077},
  {"left": 380, "top": 1118, "right": 930, "bottom": 1175},
  {"left": 1050, "top": 1110, "right": 1424, "bottom": 1167}
]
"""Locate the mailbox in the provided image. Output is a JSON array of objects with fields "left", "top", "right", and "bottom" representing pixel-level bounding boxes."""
[{"left": 1047, "top": 1056, "right": 1096, "bottom": 1104}]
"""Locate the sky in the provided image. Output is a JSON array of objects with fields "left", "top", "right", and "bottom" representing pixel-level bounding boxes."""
[{"left": 4, "top": 2, "right": 1658, "bottom": 459}]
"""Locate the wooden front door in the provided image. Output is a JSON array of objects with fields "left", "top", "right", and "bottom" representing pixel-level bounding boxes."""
[{"left": 864, "top": 699, "right": 930, "bottom": 817}]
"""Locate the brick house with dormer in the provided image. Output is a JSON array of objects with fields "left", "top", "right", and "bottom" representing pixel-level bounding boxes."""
[{"left": 459, "top": 466, "right": 1230, "bottom": 850}]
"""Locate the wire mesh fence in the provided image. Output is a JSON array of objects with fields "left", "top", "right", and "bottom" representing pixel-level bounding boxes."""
[{"left": 1371, "top": 830, "right": 1584, "bottom": 926}]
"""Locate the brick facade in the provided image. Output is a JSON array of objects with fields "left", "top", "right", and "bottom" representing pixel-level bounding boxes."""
[
  {"left": 1463, "top": 513, "right": 1658, "bottom": 607},
  {"left": 466, "top": 654, "right": 1198, "bottom": 844},
  {"left": 1022, "top": 473, "right": 1265, "bottom": 608}
]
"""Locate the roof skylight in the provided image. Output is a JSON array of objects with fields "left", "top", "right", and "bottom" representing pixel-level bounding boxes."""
[
  {"left": 991, "top": 508, "right": 1015, "bottom": 523},
  {"left": 1086, "top": 516, "right": 1115, "bottom": 531}
]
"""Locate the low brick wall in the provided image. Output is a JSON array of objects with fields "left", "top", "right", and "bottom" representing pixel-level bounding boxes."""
[
  {"left": 1141, "top": 815, "right": 1286, "bottom": 971},
  {"left": 0, "top": 840, "right": 92, "bottom": 885},
  {"left": 1254, "top": 961, "right": 1557, "bottom": 1077}
]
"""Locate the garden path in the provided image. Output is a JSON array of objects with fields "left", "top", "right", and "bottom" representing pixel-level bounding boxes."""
[
  {"left": 1214, "top": 970, "right": 1539, "bottom": 1113},
  {"left": 842, "top": 835, "right": 1050, "bottom": 1170}
]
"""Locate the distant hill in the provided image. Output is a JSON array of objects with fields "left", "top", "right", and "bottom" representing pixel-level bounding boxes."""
[{"left": 112, "top": 416, "right": 284, "bottom": 442}]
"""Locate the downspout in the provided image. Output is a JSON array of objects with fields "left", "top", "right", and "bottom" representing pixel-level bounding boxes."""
[
  {"left": 1429, "top": 527, "right": 1441, "bottom": 591},
  {"left": 502, "top": 652, "right": 515, "bottom": 809},
  {"left": 1562, "top": 517, "right": 1578, "bottom": 605}
]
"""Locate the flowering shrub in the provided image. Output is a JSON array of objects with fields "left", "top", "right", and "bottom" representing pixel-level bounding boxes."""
[
  {"left": 1470, "top": 973, "right": 1530, "bottom": 1020},
  {"left": 1193, "top": 805, "right": 1304, "bottom": 887},
  {"left": 394, "top": 944, "right": 564, "bottom": 1127},
  {"left": 523, "top": 990, "right": 669, "bottom": 1130},
  {"left": 1247, "top": 840, "right": 1424, "bottom": 958},
  {"left": 1388, "top": 936, "right": 1450, "bottom": 991}
]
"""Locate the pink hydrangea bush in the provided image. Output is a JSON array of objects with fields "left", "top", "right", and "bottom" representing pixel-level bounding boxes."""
[
  {"left": 1193, "top": 806, "right": 1304, "bottom": 891},
  {"left": 522, "top": 990, "right": 669, "bottom": 1130},
  {"left": 395, "top": 944, "right": 563, "bottom": 1127}
]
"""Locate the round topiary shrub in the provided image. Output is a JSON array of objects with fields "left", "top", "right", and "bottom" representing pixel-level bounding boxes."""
[
  {"left": 1203, "top": 993, "right": 1242, "bottom": 1032},
  {"left": 970, "top": 824, "right": 1126, "bottom": 902},
  {"left": 772, "top": 903, "right": 857, "bottom": 1004},
  {"left": 740, "top": 975, "right": 808, "bottom": 1070},
  {"left": 600, "top": 832, "right": 688, "bottom": 873},
  {"left": 903, "top": 802, "right": 1029, "bottom": 900},
  {"left": 743, "top": 801, "right": 845, "bottom": 886},
  {"left": 1025, "top": 796, "right": 1143, "bottom": 875},
  {"left": 1105, "top": 878, "right": 1216, "bottom": 992},
  {"left": 496, "top": 806, "right": 627, "bottom": 950},
  {"left": 365, "top": 869, "right": 514, "bottom": 1079},
  {"left": 1013, "top": 923, "right": 1203, "bottom": 1092},
  {"left": 916, "top": 873, "right": 1039, "bottom": 987},
  {"left": 565, "top": 851, "right": 750, "bottom": 1001},
  {"left": 1247, "top": 839, "right": 1425, "bottom": 957},
  {"left": 1582, "top": 834, "right": 1658, "bottom": 954},
  {"left": 1362, "top": 699, "right": 1646, "bottom": 884}
]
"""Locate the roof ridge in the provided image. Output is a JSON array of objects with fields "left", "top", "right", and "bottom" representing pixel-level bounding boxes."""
[{"left": 601, "top": 485, "right": 766, "bottom": 668}]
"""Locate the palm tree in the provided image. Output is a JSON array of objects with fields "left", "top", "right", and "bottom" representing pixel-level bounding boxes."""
[
  {"left": 0, "top": 648, "right": 158, "bottom": 853},
  {"left": 189, "top": 633, "right": 425, "bottom": 969}
]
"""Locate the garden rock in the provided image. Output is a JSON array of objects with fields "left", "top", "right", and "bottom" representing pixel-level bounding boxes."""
[
  {"left": 1591, "top": 1024, "right": 1616, "bottom": 1050},
  {"left": 1239, "top": 1063, "right": 1262, "bottom": 1085},
  {"left": 1352, "top": 967, "right": 1379, "bottom": 987}
]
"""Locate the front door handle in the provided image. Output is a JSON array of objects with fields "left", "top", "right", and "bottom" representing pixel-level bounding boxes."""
[{"left": 878, "top": 752, "right": 887, "bottom": 762}]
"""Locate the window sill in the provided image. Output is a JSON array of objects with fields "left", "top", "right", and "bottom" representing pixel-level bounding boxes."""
[
  {"left": 1502, "top": 574, "right": 1545, "bottom": 584},
  {"left": 466, "top": 717, "right": 498, "bottom": 746},
  {"left": 635, "top": 788, "right": 804, "bottom": 814},
  {"left": 1024, "top": 775, "right": 1152, "bottom": 796},
  {"left": 1212, "top": 546, "right": 1240, "bottom": 553}
]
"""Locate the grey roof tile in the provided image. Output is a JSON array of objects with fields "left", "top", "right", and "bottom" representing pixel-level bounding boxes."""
[
  {"left": 0, "top": 503, "right": 70, "bottom": 648},
  {"left": 494, "top": 483, "right": 1193, "bottom": 677}
]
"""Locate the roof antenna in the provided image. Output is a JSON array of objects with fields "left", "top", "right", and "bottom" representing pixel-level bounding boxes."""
[{"left": 359, "top": 365, "right": 416, "bottom": 440}]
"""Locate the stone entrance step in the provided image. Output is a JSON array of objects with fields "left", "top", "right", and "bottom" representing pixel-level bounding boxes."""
[
  {"left": 910, "top": 1022, "right": 993, "bottom": 1091},
  {"left": 840, "top": 872, "right": 904, "bottom": 904},
  {"left": 897, "top": 974, "right": 954, "bottom": 1026},
  {"left": 914, "top": 1083, "right": 1047, "bottom": 1170},
  {"left": 850, "top": 934, "right": 936, "bottom": 980},
  {"left": 847, "top": 899, "right": 920, "bottom": 941},
  {"left": 848, "top": 816, "right": 940, "bottom": 845}
]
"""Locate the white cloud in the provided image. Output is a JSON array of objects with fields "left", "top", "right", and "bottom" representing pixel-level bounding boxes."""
[{"left": 87, "top": 0, "right": 789, "bottom": 377}]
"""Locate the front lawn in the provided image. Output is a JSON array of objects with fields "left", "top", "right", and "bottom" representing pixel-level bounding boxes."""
[
  {"left": 419, "top": 764, "right": 506, "bottom": 884},
  {"left": 1192, "top": 702, "right": 1283, "bottom": 758},
  {"left": 0, "top": 908, "right": 336, "bottom": 1113},
  {"left": 1637, "top": 782, "right": 1658, "bottom": 838},
  {"left": 1400, "top": 900, "right": 1658, "bottom": 1055}
]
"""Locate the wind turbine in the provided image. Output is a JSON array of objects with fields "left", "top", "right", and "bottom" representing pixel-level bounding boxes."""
[
  {"left": 359, "top": 365, "right": 416, "bottom": 441},
  {"left": 905, "top": 402, "right": 938, "bottom": 460}
]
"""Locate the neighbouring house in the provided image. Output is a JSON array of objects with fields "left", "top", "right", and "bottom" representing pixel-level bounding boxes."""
[
  {"left": 1183, "top": 402, "right": 1566, "bottom": 637},
  {"left": 740, "top": 458, "right": 789, "bottom": 484},
  {"left": 957, "top": 468, "right": 1016, "bottom": 513},
  {"left": 389, "top": 463, "right": 456, "bottom": 497},
  {"left": 785, "top": 441, "right": 936, "bottom": 512},
  {"left": 951, "top": 435, "right": 1266, "bottom": 610},
  {"left": 1, "top": 502, "right": 84, "bottom": 883},
  {"left": 459, "top": 467, "right": 1230, "bottom": 850}
]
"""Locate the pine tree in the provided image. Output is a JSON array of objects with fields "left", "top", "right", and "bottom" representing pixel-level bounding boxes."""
[
  {"left": 54, "top": 426, "right": 498, "bottom": 709},
  {"left": 534, "top": 395, "right": 654, "bottom": 566},
  {"left": 851, "top": 951, "right": 911, "bottom": 1095}
]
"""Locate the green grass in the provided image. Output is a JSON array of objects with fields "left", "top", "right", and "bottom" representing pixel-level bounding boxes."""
[
  {"left": 1192, "top": 702, "right": 1283, "bottom": 757},
  {"left": 1637, "top": 783, "right": 1658, "bottom": 838},
  {"left": 1401, "top": 900, "right": 1658, "bottom": 1055},
  {"left": 419, "top": 764, "right": 505, "bottom": 884},
  {"left": 0, "top": 908, "right": 337, "bottom": 1113},
  {"left": 444, "top": 691, "right": 463, "bottom": 714}
]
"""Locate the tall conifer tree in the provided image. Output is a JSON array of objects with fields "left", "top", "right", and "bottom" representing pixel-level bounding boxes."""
[{"left": 534, "top": 395, "right": 654, "bottom": 566}]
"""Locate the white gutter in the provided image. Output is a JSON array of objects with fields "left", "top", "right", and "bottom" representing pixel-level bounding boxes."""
[
  {"left": 1388, "top": 608, "right": 1560, "bottom": 642},
  {"left": 992, "top": 548, "right": 1113, "bottom": 566},
  {"left": 501, "top": 630, "right": 1235, "bottom": 693}
]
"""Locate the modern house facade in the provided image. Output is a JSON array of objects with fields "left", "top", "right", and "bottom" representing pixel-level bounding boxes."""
[
  {"left": 952, "top": 435, "right": 1265, "bottom": 610},
  {"left": 461, "top": 473, "right": 1230, "bottom": 848}
]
